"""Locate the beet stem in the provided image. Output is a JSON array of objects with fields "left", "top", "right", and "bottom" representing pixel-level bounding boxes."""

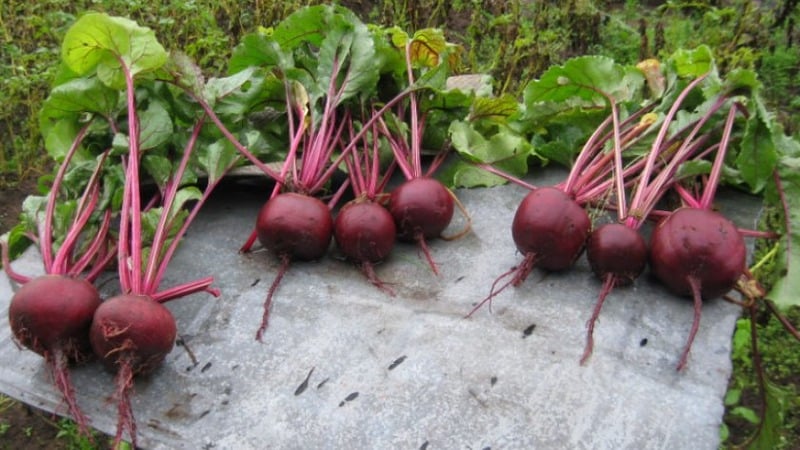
[
  {"left": 746, "top": 301, "right": 769, "bottom": 447},
  {"left": 41, "top": 123, "right": 92, "bottom": 272},
  {"left": 677, "top": 276, "right": 704, "bottom": 371},
  {"left": 256, "top": 254, "right": 292, "bottom": 341},
  {"left": 440, "top": 189, "right": 473, "bottom": 241},
  {"left": 766, "top": 299, "right": 800, "bottom": 341},
  {"left": 581, "top": 274, "right": 617, "bottom": 365},
  {"left": 240, "top": 229, "right": 259, "bottom": 253},
  {"left": 0, "top": 240, "right": 32, "bottom": 284}
]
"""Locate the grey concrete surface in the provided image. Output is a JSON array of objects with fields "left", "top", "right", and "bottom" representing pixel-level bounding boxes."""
[{"left": 0, "top": 168, "right": 762, "bottom": 449}]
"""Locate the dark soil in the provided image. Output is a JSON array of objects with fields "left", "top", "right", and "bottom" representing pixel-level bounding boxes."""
[
  {"left": 0, "top": 401, "right": 71, "bottom": 450},
  {"left": 0, "top": 178, "right": 35, "bottom": 237}
]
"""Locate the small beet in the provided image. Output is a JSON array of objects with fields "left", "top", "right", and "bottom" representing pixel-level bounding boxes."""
[
  {"left": 587, "top": 223, "right": 648, "bottom": 284},
  {"left": 334, "top": 199, "right": 397, "bottom": 295},
  {"left": 581, "top": 223, "right": 648, "bottom": 365},
  {"left": 389, "top": 177, "right": 454, "bottom": 242}
]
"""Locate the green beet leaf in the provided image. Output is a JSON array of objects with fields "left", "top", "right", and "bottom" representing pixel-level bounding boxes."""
[
  {"left": 768, "top": 150, "right": 800, "bottom": 309},
  {"left": 523, "top": 55, "right": 644, "bottom": 121},
  {"left": 61, "top": 12, "right": 167, "bottom": 89}
]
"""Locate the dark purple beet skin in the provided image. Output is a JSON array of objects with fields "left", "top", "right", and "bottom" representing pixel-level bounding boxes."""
[
  {"left": 256, "top": 192, "right": 333, "bottom": 261},
  {"left": 90, "top": 294, "right": 177, "bottom": 375},
  {"left": 334, "top": 200, "right": 396, "bottom": 263},
  {"left": 9, "top": 275, "right": 101, "bottom": 360},
  {"left": 512, "top": 187, "right": 591, "bottom": 271},
  {"left": 649, "top": 207, "right": 746, "bottom": 299},
  {"left": 389, "top": 177, "right": 454, "bottom": 242},
  {"left": 587, "top": 223, "right": 648, "bottom": 285}
]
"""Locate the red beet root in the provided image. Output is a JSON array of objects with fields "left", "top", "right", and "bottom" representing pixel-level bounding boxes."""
[
  {"left": 512, "top": 187, "right": 591, "bottom": 272},
  {"left": 254, "top": 192, "right": 334, "bottom": 339},
  {"left": 468, "top": 186, "right": 591, "bottom": 317},
  {"left": 90, "top": 294, "right": 177, "bottom": 447},
  {"left": 335, "top": 200, "right": 396, "bottom": 263},
  {"left": 334, "top": 200, "right": 397, "bottom": 294},
  {"left": 8, "top": 275, "right": 101, "bottom": 436},
  {"left": 649, "top": 207, "right": 745, "bottom": 299},
  {"left": 587, "top": 223, "right": 648, "bottom": 285},
  {"left": 90, "top": 294, "right": 177, "bottom": 374},
  {"left": 581, "top": 223, "right": 648, "bottom": 364},
  {"left": 10, "top": 275, "right": 101, "bottom": 359},
  {"left": 389, "top": 177, "right": 454, "bottom": 241},
  {"left": 256, "top": 192, "right": 333, "bottom": 261},
  {"left": 649, "top": 207, "right": 746, "bottom": 370},
  {"left": 388, "top": 177, "right": 455, "bottom": 274}
]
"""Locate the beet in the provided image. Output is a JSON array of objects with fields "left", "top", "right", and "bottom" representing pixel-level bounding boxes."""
[
  {"left": 8, "top": 275, "right": 101, "bottom": 437},
  {"left": 334, "top": 200, "right": 396, "bottom": 263},
  {"left": 467, "top": 186, "right": 591, "bottom": 317},
  {"left": 389, "top": 177, "right": 454, "bottom": 242},
  {"left": 10, "top": 275, "right": 101, "bottom": 359},
  {"left": 649, "top": 207, "right": 746, "bottom": 299},
  {"left": 90, "top": 294, "right": 177, "bottom": 375},
  {"left": 334, "top": 200, "right": 397, "bottom": 294},
  {"left": 254, "top": 192, "right": 333, "bottom": 340},
  {"left": 512, "top": 187, "right": 591, "bottom": 272},
  {"left": 256, "top": 192, "right": 333, "bottom": 261},
  {"left": 649, "top": 207, "right": 746, "bottom": 370},
  {"left": 581, "top": 223, "right": 648, "bottom": 364},
  {"left": 587, "top": 223, "right": 648, "bottom": 284},
  {"left": 90, "top": 293, "right": 177, "bottom": 446}
]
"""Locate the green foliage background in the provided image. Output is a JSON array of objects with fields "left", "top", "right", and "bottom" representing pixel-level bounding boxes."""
[{"left": 2, "top": 0, "right": 798, "bottom": 188}]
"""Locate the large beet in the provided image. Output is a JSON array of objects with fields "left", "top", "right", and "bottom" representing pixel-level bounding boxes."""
[
  {"left": 648, "top": 207, "right": 746, "bottom": 370},
  {"left": 8, "top": 274, "right": 101, "bottom": 437},
  {"left": 649, "top": 207, "right": 746, "bottom": 299},
  {"left": 90, "top": 294, "right": 177, "bottom": 375}
]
